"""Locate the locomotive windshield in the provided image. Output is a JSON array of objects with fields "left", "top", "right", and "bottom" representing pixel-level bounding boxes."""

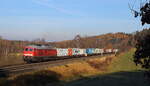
[
  {"left": 24, "top": 48, "right": 33, "bottom": 51},
  {"left": 29, "top": 48, "right": 33, "bottom": 51},
  {"left": 25, "top": 48, "right": 28, "bottom": 51}
]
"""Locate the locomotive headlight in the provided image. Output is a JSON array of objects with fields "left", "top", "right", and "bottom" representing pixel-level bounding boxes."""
[{"left": 24, "top": 54, "right": 33, "bottom": 56}]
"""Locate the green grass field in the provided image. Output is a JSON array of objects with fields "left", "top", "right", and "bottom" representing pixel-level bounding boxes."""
[{"left": 107, "top": 49, "right": 141, "bottom": 73}]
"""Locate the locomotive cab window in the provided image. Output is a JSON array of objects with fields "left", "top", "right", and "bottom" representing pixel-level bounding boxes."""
[
  {"left": 29, "top": 48, "right": 33, "bottom": 51},
  {"left": 25, "top": 48, "right": 28, "bottom": 51}
]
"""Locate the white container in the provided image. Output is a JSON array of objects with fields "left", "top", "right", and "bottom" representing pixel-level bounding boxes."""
[
  {"left": 113, "top": 49, "right": 119, "bottom": 53},
  {"left": 56, "top": 48, "right": 68, "bottom": 56},
  {"left": 79, "top": 49, "right": 86, "bottom": 56},
  {"left": 94, "top": 48, "right": 101, "bottom": 54},
  {"left": 72, "top": 48, "right": 80, "bottom": 56},
  {"left": 105, "top": 49, "right": 112, "bottom": 53},
  {"left": 99, "top": 49, "right": 104, "bottom": 54}
]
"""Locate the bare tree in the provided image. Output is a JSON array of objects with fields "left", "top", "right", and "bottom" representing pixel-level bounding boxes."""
[{"left": 130, "top": 0, "right": 150, "bottom": 25}]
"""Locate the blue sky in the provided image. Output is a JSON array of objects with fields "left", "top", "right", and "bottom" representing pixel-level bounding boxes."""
[{"left": 0, "top": 0, "right": 144, "bottom": 41}]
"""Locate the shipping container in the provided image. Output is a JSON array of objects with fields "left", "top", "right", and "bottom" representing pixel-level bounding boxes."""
[
  {"left": 72, "top": 48, "right": 80, "bottom": 56},
  {"left": 99, "top": 49, "right": 104, "bottom": 54},
  {"left": 56, "top": 48, "right": 68, "bottom": 56},
  {"left": 68, "top": 48, "right": 73, "bottom": 56},
  {"left": 93, "top": 48, "right": 100, "bottom": 54},
  {"left": 113, "top": 49, "right": 119, "bottom": 53},
  {"left": 79, "top": 49, "right": 87, "bottom": 56},
  {"left": 105, "top": 49, "right": 112, "bottom": 53},
  {"left": 86, "top": 48, "right": 94, "bottom": 55}
]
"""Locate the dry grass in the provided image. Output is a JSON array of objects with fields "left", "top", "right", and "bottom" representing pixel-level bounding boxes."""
[
  {"left": 48, "top": 62, "right": 99, "bottom": 81},
  {"left": 0, "top": 55, "right": 115, "bottom": 86},
  {"left": 87, "top": 57, "right": 113, "bottom": 71},
  {"left": 48, "top": 56, "right": 115, "bottom": 81}
]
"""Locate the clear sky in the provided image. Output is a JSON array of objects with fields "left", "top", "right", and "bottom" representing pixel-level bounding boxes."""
[{"left": 0, "top": 0, "right": 145, "bottom": 41}]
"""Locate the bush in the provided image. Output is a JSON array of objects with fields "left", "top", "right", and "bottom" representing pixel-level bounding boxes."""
[
  {"left": 87, "top": 57, "right": 113, "bottom": 71},
  {"left": 134, "top": 29, "right": 150, "bottom": 69}
]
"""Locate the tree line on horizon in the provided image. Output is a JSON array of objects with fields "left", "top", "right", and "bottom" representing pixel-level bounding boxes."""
[{"left": 54, "top": 32, "right": 134, "bottom": 51}]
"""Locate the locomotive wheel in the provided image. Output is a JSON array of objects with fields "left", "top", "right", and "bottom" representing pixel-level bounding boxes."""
[
  {"left": 25, "top": 56, "right": 33, "bottom": 63},
  {"left": 26, "top": 59, "right": 31, "bottom": 63},
  {"left": 26, "top": 58, "right": 32, "bottom": 63}
]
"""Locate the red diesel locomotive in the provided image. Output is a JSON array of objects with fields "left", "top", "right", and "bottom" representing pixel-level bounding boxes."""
[{"left": 23, "top": 45, "right": 57, "bottom": 63}]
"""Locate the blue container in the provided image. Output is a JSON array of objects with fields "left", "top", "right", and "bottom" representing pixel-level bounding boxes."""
[{"left": 86, "top": 48, "right": 94, "bottom": 55}]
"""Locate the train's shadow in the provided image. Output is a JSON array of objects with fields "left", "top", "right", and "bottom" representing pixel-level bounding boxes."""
[
  {"left": 0, "top": 69, "right": 8, "bottom": 77},
  {"left": 65, "top": 70, "right": 150, "bottom": 86}
]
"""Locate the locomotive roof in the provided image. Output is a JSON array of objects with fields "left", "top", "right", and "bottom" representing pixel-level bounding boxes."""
[{"left": 26, "top": 45, "right": 54, "bottom": 49}]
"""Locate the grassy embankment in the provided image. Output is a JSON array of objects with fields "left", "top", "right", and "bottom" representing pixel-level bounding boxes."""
[
  {"left": 1, "top": 49, "right": 149, "bottom": 86},
  {"left": 107, "top": 48, "right": 141, "bottom": 72}
]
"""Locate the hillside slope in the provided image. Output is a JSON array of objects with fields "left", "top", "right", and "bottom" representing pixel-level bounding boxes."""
[
  {"left": 65, "top": 49, "right": 149, "bottom": 86},
  {"left": 54, "top": 32, "right": 134, "bottom": 52}
]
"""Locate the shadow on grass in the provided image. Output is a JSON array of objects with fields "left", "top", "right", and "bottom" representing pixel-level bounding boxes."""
[
  {"left": 65, "top": 70, "right": 150, "bottom": 86},
  {"left": 1, "top": 70, "right": 62, "bottom": 86}
]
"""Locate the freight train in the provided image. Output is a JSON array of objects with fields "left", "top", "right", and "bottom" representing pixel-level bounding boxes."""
[{"left": 23, "top": 45, "right": 119, "bottom": 63}]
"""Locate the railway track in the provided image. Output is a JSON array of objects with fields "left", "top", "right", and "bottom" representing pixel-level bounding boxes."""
[{"left": 0, "top": 54, "right": 115, "bottom": 77}]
